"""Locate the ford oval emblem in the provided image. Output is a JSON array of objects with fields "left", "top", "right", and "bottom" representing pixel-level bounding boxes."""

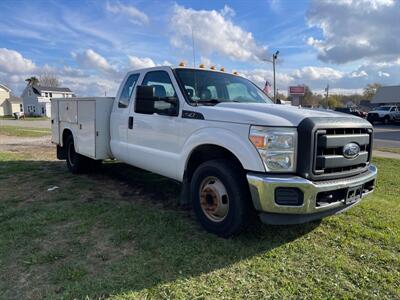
[{"left": 343, "top": 143, "right": 360, "bottom": 159}]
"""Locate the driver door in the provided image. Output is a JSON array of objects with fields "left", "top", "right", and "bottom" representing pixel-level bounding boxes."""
[{"left": 126, "top": 69, "right": 182, "bottom": 179}]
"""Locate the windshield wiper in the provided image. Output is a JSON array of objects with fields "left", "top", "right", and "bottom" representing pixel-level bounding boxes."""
[
  {"left": 196, "top": 99, "right": 222, "bottom": 105},
  {"left": 196, "top": 98, "right": 241, "bottom": 105}
]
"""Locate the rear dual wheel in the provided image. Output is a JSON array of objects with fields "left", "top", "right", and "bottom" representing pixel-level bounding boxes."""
[{"left": 66, "top": 135, "right": 101, "bottom": 173}]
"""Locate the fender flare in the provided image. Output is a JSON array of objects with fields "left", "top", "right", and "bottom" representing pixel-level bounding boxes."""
[{"left": 178, "top": 127, "right": 265, "bottom": 181}]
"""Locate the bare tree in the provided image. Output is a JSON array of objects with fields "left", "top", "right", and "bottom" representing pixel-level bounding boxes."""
[
  {"left": 38, "top": 72, "right": 60, "bottom": 87},
  {"left": 363, "top": 83, "right": 382, "bottom": 100}
]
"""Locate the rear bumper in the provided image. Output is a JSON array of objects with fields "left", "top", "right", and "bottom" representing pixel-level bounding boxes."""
[{"left": 246, "top": 164, "right": 377, "bottom": 225}]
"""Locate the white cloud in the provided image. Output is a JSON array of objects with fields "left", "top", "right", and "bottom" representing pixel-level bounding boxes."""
[
  {"left": 0, "top": 48, "right": 36, "bottom": 74},
  {"left": 72, "top": 49, "right": 115, "bottom": 73},
  {"left": 170, "top": 5, "right": 268, "bottom": 61},
  {"left": 378, "top": 71, "right": 390, "bottom": 77},
  {"left": 0, "top": 47, "right": 122, "bottom": 97},
  {"left": 313, "top": 88, "right": 364, "bottom": 96},
  {"left": 106, "top": 1, "right": 149, "bottom": 25},
  {"left": 349, "top": 70, "right": 368, "bottom": 78},
  {"left": 162, "top": 60, "right": 173, "bottom": 66},
  {"left": 269, "top": 0, "right": 282, "bottom": 13},
  {"left": 128, "top": 56, "right": 156, "bottom": 69},
  {"left": 220, "top": 5, "right": 235, "bottom": 17},
  {"left": 292, "top": 66, "right": 344, "bottom": 80},
  {"left": 60, "top": 75, "right": 119, "bottom": 97},
  {"left": 239, "top": 68, "right": 294, "bottom": 90},
  {"left": 60, "top": 66, "right": 85, "bottom": 77},
  {"left": 199, "top": 56, "right": 214, "bottom": 67},
  {"left": 307, "top": 0, "right": 400, "bottom": 63}
]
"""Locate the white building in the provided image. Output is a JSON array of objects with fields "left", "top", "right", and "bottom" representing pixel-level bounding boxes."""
[
  {"left": 21, "top": 85, "right": 74, "bottom": 117},
  {"left": 371, "top": 85, "right": 400, "bottom": 105},
  {"left": 0, "top": 84, "right": 23, "bottom": 116}
]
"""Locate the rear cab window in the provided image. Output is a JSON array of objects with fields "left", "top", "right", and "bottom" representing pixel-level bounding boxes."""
[{"left": 119, "top": 73, "right": 140, "bottom": 108}]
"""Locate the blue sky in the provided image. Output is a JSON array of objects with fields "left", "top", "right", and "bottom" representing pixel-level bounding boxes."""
[{"left": 0, "top": 0, "right": 399, "bottom": 96}]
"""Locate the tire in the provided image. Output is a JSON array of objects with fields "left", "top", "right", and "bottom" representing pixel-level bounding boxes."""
[
  {"left": 65, "top": 135, "right": 89, "bottom": 174},
  {"left": 190, "top": 159, "right": 252, "bottom": 237},
  {"left": 384, "top": 116, "right": 390, "bottom": 124}
]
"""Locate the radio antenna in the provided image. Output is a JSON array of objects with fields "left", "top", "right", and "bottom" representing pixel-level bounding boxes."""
[
  {"left": 191, "top": 26, "right": 196, "bottom": 68},
  {"left": 191, "top": 25, "right": 199, "bottom": 106}
]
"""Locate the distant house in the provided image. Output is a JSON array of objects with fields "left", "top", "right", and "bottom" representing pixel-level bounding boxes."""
[
  {"left": 21, "top": 85, "right": 74, "bottom": 117},
  {"left": 371, "top": 85, "right": 400, "bottom": 105},
  {"left": 0, "top": 84, "right": 23, "bottom": 116},
  {"left": 359, "top": 99, "right": 376, "bottom": 112}
]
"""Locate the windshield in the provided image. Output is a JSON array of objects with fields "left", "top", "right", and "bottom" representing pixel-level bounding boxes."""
[
  {"left": 175, "top": 69, "right": 273, "bottom": 105},
  {"left": 376, "top": 106, "right": 391, "bottom": 111}
]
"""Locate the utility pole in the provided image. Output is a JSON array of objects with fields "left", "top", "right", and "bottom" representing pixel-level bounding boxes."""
[
  {"left": 273, "top": 51, "right": 279, "bottom": 103},
  {"left": 325, "top": 83, "right": 329, "bottom": 107},
  {"left": 263, "top": 50, "right": 280, "bottom": 103}
]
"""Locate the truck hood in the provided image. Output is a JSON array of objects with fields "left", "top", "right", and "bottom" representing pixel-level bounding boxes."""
[{"left": 197, "top": 103, "right": 355, "bottom": 127}]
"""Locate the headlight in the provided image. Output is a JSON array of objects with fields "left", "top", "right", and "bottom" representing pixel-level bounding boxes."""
[{"left": 249, "top": 126, "right": 297, "bottom": 172}]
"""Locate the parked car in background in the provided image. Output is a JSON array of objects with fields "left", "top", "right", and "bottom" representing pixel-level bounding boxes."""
[
  {"left": 335, "top": 107, "right": 367, "bottom": 118},
  {"left": 367, "top": 105, "right": 400, "bottom": 124}
]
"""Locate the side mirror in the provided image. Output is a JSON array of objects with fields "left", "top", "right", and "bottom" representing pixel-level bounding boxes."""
[
  {"left": 118, "top": 99, "right": 129, "bottom": 108},
  {"left": 135, "top": 85, "right": 155, "bottom": 114}
]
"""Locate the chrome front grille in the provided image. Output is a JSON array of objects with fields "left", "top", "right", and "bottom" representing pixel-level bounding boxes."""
[{"left": 313, "top": 128, "right": 372, "bottom": 177}]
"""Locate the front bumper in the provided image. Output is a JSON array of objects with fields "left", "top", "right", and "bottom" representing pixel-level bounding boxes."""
[{"left": 247, "top": 164, "right": 377, "bottom": 225}]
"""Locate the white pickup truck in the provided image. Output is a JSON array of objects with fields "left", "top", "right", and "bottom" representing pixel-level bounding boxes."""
[
  {"left": 51, "top": 66, "right": 377, "bottom": 237},
  {"left": 367, "top": 105, "right": 400, "bottom": 124}
]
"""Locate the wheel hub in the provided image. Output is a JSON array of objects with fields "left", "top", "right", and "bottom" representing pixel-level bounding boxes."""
[{"left": 199, "top": 177, "right": 229, "bottom": 222}]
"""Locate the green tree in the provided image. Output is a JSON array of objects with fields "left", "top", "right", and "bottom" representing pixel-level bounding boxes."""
[
  {"left": 363, "top": 83, "right": 382, "bottom": 100},
  {"left": 25, "top": 76, "right": 39, "bottom": 86},
  {"left": 301, "top": 85, "right": 320, "bottom": 107},
  {"left": 327, "top": 95, "right": 342, "bottom": 108}
]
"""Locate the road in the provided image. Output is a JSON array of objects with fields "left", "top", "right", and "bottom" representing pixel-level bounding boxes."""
[
  {"left": 373, "top": 124, "right": 400, "bottom": 148},
  {"left": 0, "top": 119, "right": 51, "bottom": 129}
]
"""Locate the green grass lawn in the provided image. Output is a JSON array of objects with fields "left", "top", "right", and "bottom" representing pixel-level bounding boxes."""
[
  {"left": 0, "top": 125, "right": 51, "bottom": 137},
  {"left": 0, "top": 116, "right": 49, "bottom": 121},
  {"left": 375, "top": 147, "right": 400, "bottom": 154},
  {"left": 0, "top": 153, "right": 398, "bottom": 299}
]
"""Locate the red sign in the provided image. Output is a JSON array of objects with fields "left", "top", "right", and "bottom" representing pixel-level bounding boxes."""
[{"left": 289, "top": 86, "right": 305, "bottom": 95}]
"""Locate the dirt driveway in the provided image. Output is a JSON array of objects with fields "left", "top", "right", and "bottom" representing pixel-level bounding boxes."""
[
  {"left": 0, "top": 134, "right": 54, "bottom": 160},
  {"left": 0, "top": 119, "right": 51, "bottom": 129}
]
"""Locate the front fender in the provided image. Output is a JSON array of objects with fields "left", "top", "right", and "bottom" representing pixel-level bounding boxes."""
[{"left": 177, "top": 126, "right": 265, "bottom": 181}]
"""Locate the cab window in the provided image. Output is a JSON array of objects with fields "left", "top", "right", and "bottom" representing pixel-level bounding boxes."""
[
  {"left": 142, "top": 71, "right": 177, "bottom": 113},
  {"left": 119, "top": 73, "right": 140, "bottom": 108}
]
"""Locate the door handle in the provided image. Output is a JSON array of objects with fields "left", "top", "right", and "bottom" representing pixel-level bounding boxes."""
[{"left": 128, "top": 116, "right": 134, "bottom": 129}]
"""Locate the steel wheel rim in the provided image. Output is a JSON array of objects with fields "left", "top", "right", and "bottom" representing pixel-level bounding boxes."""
[{"left": 199, "top": 176, "right": 229, "bottom": 222}]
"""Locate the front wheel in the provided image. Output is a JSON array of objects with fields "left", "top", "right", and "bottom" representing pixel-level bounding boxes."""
[{"left": 190, "top": 159, "right": 252, "bottom": 237}]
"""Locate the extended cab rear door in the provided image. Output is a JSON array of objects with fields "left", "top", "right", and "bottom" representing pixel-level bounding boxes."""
[{"left": 110, "top": 72, "right": 141, "bottom": 162}]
